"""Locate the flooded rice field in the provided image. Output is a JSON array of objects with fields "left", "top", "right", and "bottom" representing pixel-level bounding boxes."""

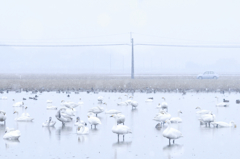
[{"left": 0, "top": 91, "right": 240, "bottom": 159}]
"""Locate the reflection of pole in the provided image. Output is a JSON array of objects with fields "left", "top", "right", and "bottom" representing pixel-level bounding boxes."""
[
  {"left": 110, "top": 54, "right": 111, "bottom": 74},
  {"left": 131, "top": 37, "right": 134, "bottom": 79}
]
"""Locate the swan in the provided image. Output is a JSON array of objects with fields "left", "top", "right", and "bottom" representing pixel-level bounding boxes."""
[
  {"left": 198, "top": 113, "right": 215, "bottom": 126},
  {"left": 46, "top": 100, "right": 52, "bottom": 103},
  {"left": 61, "top": 100, "right": 78, "bottom": 108},
  {"left": 211, "top": 121, "right": 236, "bottom": 128},
  {"left": 3, "top": 128, "right": 21, "bottom": 140},
  {"left": 97, "top": 96, "right": 103, "bottom": 101},
  {"left": 55, "top": 108, "right": 72, "bottom": 125},
  {"left": 215, "top": 97, "right": 229, "bottom": 107},
  {"left": 42, "top": 117, "right": 56, "bottom": 127},
  {"left": 170, "top": 111, "right": 182, "bottom": 123},
  {"left": 78, "top": 98, "right": 84, "bottom": 105},
  {"left": 117, "top": 97, "right": 128, "bottom": 106},
  {"left": 0, "top": 110, "right": 7, "bottom": 124},
  {"left": 77, "top": 124, "right": 89, "bottom": 135},
  {"left": 195, "top": 107, "right": 211, "bottom": 114},
  {"left": 130, "top": 101, "right": 138, "bottom": 109},
  {"left": 145, "top": 97, "right": 153, "bottom": 102},
  {"left": 110, "top": 114, "right": 131, "bottom": 141},
  {"left": 75, "top": 117, "right": 84, "bottom": 126},
  {"left": 46, "top": 105, "right": 57, "bottom": 110},
  {"left": 163, "top": 119, "right": 183, "bottom": 144},
  {"left": 13, "top": 108, "right": 34, "bottom": 122},
  {"left": 103, "top": 103, "right": 121, "bottom": 114},
  {"left": 161, "top": 97, "right": 168, "bottom": 111},
  {"left": 60, "top": 107, "right": 75, "bottom": 118},
  {"left": 153, "top": 111, "right": 171, "bottom": 127},
  {"left": 1, "top": 96, "right": 7, "bottom": 100},
  {"left": 87, "top": 113, "right": 101, "bottom": 128},
  {"left": 114, "top": 113, "right": 125, "bottom": 125},
  {"left": 88, "top": 106, "right": 104, "bottom": 117},
  {"left": 12, "top": 99, "right": 24, "bottom": 107}
]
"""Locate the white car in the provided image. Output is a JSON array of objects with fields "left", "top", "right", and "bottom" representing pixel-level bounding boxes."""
[{"left": 197, "top": 71, "right": 219, "bottom": 79}]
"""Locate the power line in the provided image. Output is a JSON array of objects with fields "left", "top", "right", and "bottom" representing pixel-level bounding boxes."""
[
  {"left": 135, "top": 43, "right": 240, "bottom": 48},
  {"left": 0, "top": 43, "right": 130, "bottom": 47}
]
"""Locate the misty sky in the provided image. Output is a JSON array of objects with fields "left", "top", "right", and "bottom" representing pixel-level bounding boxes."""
[{"left": 1, "top": 0, "right": 240, "bottom": 74}]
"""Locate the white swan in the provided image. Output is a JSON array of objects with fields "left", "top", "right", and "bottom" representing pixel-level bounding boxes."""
[
  {"left": 46, "top": 105, "right": 57, "bottom": 110},
  {"left": 145, "top": 97, "right": 153, "bottom": 102},
  {"left": 46, "top": 100, "right": 52, "bottom": 103},
  {"left": 77, "top": 125, "right": 89, "bottom": 135},
  {"left": 3, "top": 128, "right": 21, "bottom": 140},
  {"left": 163, "top": 119, "right": 183, "bottom": 144},
  {"left": 14, "top": 108, "right": 34, "bottom": 122},
  {"left": 78, "top": 98, "right": 84, "bottom": 105},
  {"left": 97, "top": 96, "right": 103, "bottom": 101},
  {"left": 115, "top": 113, "right": 125, "bottom": 125},
  {"left": 42, "top": 117, "right": 56, "bottom": 127},
  {"left": 117, "top": 97, "right": 128, "bottom": 106},
  {"left": 199, "top": 113, "right": 215, "bottom": 126},
  {"left": 1, "top": 96, "right": 7, "bottom": 100},
  {"left": 61, "top": 107, "right": 75, "bottom": 117},
  {"left": 75, "top": 117, "right": 84, "bottom": 126},
  {"left": 161, "top": 97, "right": 168, "bottom": 111},
  {"left": 110, "top": 114, "right": 131, "bottom": 141},
  {"left": 0, "top": 110, "right": 7, "bottom": 124},
  {"left": 103, "top": 103, "right": 121, "bottom": 114},
  {"left": 153, "top": 111, "right": 171, "bottom": 126},
  {"left": 55, "top": 108, "right": 72, "bottom": 125},
  {"left": 88, "top": 106, "right": 104, "bottom": 116},
  {"left": 61, "top": 100, "right": 79, "bottom": 108},
  {"left": 211, "top": 121, "right": 236, "bottom": 128},
  {"left": 215, "top": 97, "right": 229, "bottom": 107},
  {"left": 87, "top": 113, "right": 101, "bottom": 128},
  {"left": 170, "top": 111, "right": 182, "bottom": 123},
  {"left": 12, "top": 99, "right": 24, "bottom": 107},
  {"left": 195, "top": 107, "right": 211, "bottom": 114},
  {"left": 130, "top": 101, "right": 138, "bottom": 109}
]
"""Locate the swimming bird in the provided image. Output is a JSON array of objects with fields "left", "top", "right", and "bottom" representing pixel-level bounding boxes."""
[
  {"left": 145, "top": 97, "right": 153, "bottom": 102},
  {"left": 117, "top": 97, "right": 128, "bottom": 106},
  {"left": 12, "top": 99, "right": 24, "bottom": 107},
  {"left": 88, "top": 106, "right": 104, "bottom": 117},
  {"left": 103, "top": 103, "right": 121, "bottom": 114},
  {"left": 42, "top": 117, "right": 56, "bottom": 127},
  {"left": 97, "top": 96, "right": 103, "bottom": 101},
  {"left": 110, "top": 114, "right": 131, "bottom": 141},
  {"left": 61, "top": 100, "right": 79, "bottom": 108},
  {"left": 46, "top": 105, "right": 58, "bottom": 110},
  {"left": 55, "top": 108, "right": 72, "bottom": 125},
  {"left": 87, "top": 113, "right": 101, "bottom": 129},
  {"left": 77, "top": 124, "right": 89, "bottom": 135},
  {"left": 215, "top": 97, "right": 229, "bottom": 107},
  {"left": 78, "top": 98, "right": 84, "bottom": 105},
  {"left": 211, "top": 121, "right": 236, "bottom": 128},
  {"left": 0, "top": 110, "right": 7, "bottom": 124},
  {"left": 1, "top": 96, "right": 7, "bottom": 100},
  {"left": 3, "top": 128, "right": 21, "bottom": 140},
  {"left": 170, "top": 111, "right": 182, "bottom": 123},
  {"left": 195, "top": 107, "right": 211, "bottom": 114},
  {"left": 161, "top": 97, "right": 168, "bottom": 111},
  {"left": 46, "top": 100, "right": 52, "bottom": 103},
  {"left": 163, "top": 119, "right": 183, "bottom": 145},
  {"left": 75, "top": 117, "right": 84, "bottom": 126},
  {"left": 13, "top": 108, "right": 34, "bottom": 122}
]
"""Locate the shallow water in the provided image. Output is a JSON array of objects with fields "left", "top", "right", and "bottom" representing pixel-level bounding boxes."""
[{"left": 0, "top": 92, "right": 239, "bottom": 159}]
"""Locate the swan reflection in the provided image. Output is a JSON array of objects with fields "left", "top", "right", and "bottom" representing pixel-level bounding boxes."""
[{"left": 163, "top": 144, "right": 184, "bottom": 157}]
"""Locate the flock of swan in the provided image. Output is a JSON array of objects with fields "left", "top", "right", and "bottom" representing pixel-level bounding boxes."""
[{"left": 0, "top": 94, "right": 237, "bottom": 145}]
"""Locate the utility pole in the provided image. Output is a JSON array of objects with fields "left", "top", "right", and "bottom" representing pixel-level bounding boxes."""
[{"left": 131, "top": 32, "right": 134, "bottom": 79}]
